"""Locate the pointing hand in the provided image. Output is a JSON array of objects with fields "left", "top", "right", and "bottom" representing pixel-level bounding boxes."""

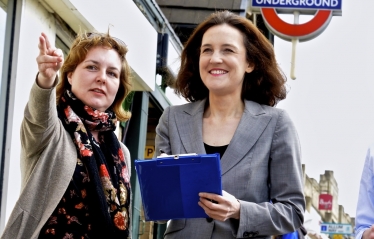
[{"left": 36, "top": 32, "right": 64, "bottom": 88}]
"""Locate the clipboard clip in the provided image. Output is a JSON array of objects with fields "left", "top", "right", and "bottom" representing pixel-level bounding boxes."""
[
  {"left": 173, "top": 153, "right": 197, "bottom": 159},
  {"left": 156, "top": 153, "right": 201, "bottom": 166},
  {"left": 157, "top": 153, "right": 198, "bottom": 159}
]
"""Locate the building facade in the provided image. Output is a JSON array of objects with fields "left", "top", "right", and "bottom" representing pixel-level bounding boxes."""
[
  {"left": 0, "top": 1, "right": 356, "bottom": 239},
  {"left": 303, "top": 165, "right": 355, "bottom": 238},
  {"left": 0, "top": 0, "right": 184, "bottom": 238}
]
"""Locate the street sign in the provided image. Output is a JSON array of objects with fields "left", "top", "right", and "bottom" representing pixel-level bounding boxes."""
[
  {"left": 251, "top": 0, "right": 343, "bottom": 13},
  {"left": 144, "top": 146, "right": 155, "bottom": 159},
  {"left": 320, "top": 223, "right": 353, "bottom": 235},
  {"left": 249, "top": 0, "right": 343, "bottom": 80},
  {"left": 249, "top": 0, "right": 342, "bottom": 41}
]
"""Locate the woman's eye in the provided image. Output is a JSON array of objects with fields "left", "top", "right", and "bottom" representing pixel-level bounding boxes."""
[
  {"left": 201, "top": 48, "right": 212, "bottom": 53},
  {"left": 224, "top": 48, "right": 234, "bottom": 53},
  {"left": 87, "top": 65, "right": 97, "bottom": 70},
  {"left": 108, "top": 71, "right": 118, "bottom": 78}
]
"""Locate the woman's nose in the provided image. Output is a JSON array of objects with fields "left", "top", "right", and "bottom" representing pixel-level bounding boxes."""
[
  {"left": 210, "top": 51, "right": 223, "bottom": 63},
  {"left": 96, "top": 71, "right": 106, "bottom": 84}
]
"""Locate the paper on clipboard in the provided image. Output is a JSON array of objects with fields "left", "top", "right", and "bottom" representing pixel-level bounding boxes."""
[{"left": 135, "top": 153, "right": 222, "bottom": 221}]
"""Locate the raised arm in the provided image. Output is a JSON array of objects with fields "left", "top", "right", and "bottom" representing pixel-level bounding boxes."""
[{"left": 20, "top": 33, "right": 65, "bottom": 167}]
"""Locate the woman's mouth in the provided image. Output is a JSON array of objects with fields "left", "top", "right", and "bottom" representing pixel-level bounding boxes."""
[
  {"left": 91, "top": 89, "right": 105, "bottom": 95},
  {"left": 209, "top": 69, "right": 228, "bottom": 75}
]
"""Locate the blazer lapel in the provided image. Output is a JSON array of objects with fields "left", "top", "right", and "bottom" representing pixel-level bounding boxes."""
[
  {"left": 174, "top": 100, "right": 272, "bottom": 175},
  {"left": 220, "top": 101, "right": 272, "bottom": 175},
  {"left": 174, "top": 100, "right": 207, "bottom": 154}
]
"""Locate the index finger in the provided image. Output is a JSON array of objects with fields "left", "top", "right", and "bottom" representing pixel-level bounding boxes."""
[
  {"left": 199, "top": 193, "right": 219, "bottom": 204},
  {"left": 38, "top": 34, "right": 47, "bottom": 55},
  {"left": 41, "top": 32, "right": 52, "bottom": 51},
  {"left": 199, "top": 192, "right": 220, "bottom": 199}
]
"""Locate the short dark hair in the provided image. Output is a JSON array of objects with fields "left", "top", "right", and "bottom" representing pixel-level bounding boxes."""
[{"left": 174, "top": 10, "right": 287, "bottom": 106}]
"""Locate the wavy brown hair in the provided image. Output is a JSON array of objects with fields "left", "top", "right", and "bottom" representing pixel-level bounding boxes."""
[
  {"left": 56, "top": 32, "right": 132, "bottom": 121},
  {"left": 174, "top": 10, "right": 287, "bottom": 106}
]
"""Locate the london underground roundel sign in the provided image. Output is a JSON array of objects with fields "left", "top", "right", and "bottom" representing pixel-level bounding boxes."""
[{"left": 250, "top": 0, "right": 342, "bottom": 41}]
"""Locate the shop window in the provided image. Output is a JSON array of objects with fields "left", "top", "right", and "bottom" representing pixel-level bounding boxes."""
[
  {"left": 0, "top": 6, "right": 6, "bottom": 91},
  {"left": 55, "top": 35, "right": 70, "bottom": 59},
  {"left": 55, "top": 13, "right": 75, "bottom": 58}
]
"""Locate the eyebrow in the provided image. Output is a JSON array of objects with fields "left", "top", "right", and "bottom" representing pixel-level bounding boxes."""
[
  {"left": 84, "top": 60, "right": 120, "bottom": 72},
  {"left": 201, "top": 43, "right": 239, "bottom": 50}
]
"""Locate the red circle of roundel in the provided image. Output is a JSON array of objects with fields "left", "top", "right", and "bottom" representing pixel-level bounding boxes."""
[{"left": 261, "top": 8, "right": 332, "bottom": 38}]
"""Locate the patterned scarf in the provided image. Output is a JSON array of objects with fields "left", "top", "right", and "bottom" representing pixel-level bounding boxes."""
[{"left": 57, "top": 90, "right": 131, "bottom": 238}]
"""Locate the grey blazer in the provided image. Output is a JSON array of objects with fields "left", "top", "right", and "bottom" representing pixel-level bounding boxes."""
[
  {"left": 1, "top": 81, "right": 131, "bottom": 239},
  {"left": 155, "top": 99, "right": 305, "bottom": 239}
]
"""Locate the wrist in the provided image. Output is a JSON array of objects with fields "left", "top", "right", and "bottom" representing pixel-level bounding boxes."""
[
  {"left": 234, "top": 199, "right": 241, "bottom": 219},
  {"left": 36, "top": 72, "right": 57, "bottom": 89}
]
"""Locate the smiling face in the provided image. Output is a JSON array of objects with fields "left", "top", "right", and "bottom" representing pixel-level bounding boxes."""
[
  {"left": 199, "top": 24, "right": 254, "bottom": 97},
  {"left": 67, "top": 46, "right": 122, "bottom": 112}
]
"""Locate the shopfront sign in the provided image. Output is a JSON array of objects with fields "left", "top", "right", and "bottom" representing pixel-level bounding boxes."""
[{"left": 319, "top": 194, "right": 333, "bottom": 210}]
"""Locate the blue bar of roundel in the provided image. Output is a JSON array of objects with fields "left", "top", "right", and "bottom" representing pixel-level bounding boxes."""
[{"left": 251, "top": 0, "right": 342, "bottom": 11}]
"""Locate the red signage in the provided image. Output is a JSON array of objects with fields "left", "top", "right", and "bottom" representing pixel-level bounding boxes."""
[
  {"left": 319, "top": 194, "right": 333, "bottom": 210},
  {"left": 261, "top": 8, "right": 332, "bottom": 41},
  {"left": 250, "top": 1, "right": 342, "bottom": 42}
]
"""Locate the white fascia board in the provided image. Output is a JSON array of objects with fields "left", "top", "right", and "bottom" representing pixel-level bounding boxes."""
[
  {"left": 44, "top": 0, "right": 157, "bottom": 91},
  {"left": 167, "top": 40, "right": 180, "bottom": 79}
]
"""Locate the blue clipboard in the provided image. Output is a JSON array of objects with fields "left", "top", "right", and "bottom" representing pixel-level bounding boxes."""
[{"left": 135, "top": 153, "right": 222, "bottom": 221}]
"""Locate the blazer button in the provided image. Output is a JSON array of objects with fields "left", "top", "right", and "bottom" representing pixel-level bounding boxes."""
[
  {"left": 206, "top": 217, "right": 213, "bottom": 223},
  {"left": 243, "top": 231, "right": 257, "bottom": 238}
]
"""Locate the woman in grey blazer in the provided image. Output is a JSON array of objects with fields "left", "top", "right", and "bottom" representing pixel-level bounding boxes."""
[
  {"left": 1, "top": 32, "right": 132, "bottom": 239},
  {"left": 155, "top": 11, "right": 305, "bottom": 239}
]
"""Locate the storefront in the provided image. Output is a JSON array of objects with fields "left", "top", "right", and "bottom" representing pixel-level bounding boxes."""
[{"left": 0, "top": 0, "right": 182, "bottom": 237}]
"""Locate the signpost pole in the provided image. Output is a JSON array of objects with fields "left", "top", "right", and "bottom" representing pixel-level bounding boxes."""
[{"left": 290, "top": 11, "right": 299, "bottom": 80}]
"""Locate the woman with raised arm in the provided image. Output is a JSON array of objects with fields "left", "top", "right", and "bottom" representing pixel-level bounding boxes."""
[{"left": 1, "top": 32, "right": 132, "bottom": 239}]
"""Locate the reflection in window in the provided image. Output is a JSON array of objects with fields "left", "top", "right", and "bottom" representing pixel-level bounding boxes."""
[
  {"left": 55, "top": 35, "right": 70, "bottom": 59},
  {"left": 55, "top": 14, "right": 75, "bottom": 59},
  {"left": 0, "top": 7, "right": 6, "bottom": 92}
]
